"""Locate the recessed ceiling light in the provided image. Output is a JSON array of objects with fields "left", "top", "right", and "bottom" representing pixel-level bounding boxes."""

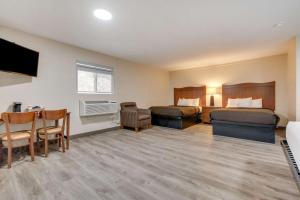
[
  {"left": 273, "top": 22, "right": 285, "bottom": 28},
  {"left": 94, "top": 9, "right": 112, "bottom": 21}
]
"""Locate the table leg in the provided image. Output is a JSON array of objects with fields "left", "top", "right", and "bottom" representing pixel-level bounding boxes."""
[
  {"left": 55, "top": 119, "right": 59, "bottom": 127},
  {"left": 0, "top": 141, "right": 2, "bottom": 164},
  {"left": 55, "top": 119, "right": 59, "bottom": 147},
  {"left": 0, "top": 122, "right": 3, "bottom": 164},
  {"left": 66, "top": 113, "right": 70, "bottom": 150}
]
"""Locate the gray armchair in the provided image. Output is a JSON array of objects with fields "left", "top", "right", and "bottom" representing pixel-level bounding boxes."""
[{"left": 120, "top": 102, "right": 151, "bottom": 132}]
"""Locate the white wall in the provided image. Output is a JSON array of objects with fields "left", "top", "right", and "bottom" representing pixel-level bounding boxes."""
[
  {"left": 170, "top": 55, "right": 288, "bottom": 126},
  {"left": 0, "top": 27, "right": 169, "bottom": 135}
]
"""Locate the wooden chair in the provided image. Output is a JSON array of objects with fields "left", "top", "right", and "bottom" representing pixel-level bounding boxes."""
[
  {"left": 1, "top": 112, "right": 36, "bottom": 168},
  {"left": 37, "top": 109, "right": 67, "bottom": 157}
]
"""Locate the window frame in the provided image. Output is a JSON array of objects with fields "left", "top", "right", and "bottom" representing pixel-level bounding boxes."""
[{"left": 76, "top": 61, "right": 114, "bottom": 95}]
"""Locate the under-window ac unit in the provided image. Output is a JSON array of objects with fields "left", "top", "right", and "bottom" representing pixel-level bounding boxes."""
[{"left": 79, "top": 101, "right": 118, "bottom": 116}]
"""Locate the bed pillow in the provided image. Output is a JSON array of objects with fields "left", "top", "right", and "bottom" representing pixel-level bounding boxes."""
[
  {"left": 227, "top": 98, "right": 252, "bottom": 108},
  {"left": 177, "top": 98, "right": 200, "bottom": 106},
  {"left": 177, "top": 98, "right": 187, "bottom": 106},
  {"left": 251, "top": 99, "right": 263, "bottom": 108},
  {"left": 237, "top": 97, "right": 252, "bottom": 108},
  {"left": 227, "top": 98, "right": 239, "bottom": 108},
  {"left": 187, "top": 98, "right": 200, "bottom": 106}
]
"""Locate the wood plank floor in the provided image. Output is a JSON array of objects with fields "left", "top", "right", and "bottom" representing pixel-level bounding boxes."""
[{"left": 0, "top": 124, "right": 299, "bottom": 200}]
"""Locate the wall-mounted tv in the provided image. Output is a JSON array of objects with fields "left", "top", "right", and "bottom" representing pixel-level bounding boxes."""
[{"left": 0, "top": 38, "right": 39, "bottom": 77}]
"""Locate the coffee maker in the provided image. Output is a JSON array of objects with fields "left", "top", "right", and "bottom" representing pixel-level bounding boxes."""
[{"left": 13, "top": 102, "right": 22, "bottom": 112}]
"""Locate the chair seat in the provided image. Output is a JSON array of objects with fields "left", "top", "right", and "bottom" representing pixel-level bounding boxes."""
[
  {"left": 37, "top": 126, "right": 63, "bottom": 135},
  {"left": 139, "top": 114, "right": 151, "bottom": 120},
  {"left": 1, "top": 130, "right": 31, "bottom": 141}
]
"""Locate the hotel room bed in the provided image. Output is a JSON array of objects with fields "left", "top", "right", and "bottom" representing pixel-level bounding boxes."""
[
  {"left": 150, "top": 106, "right": 201, "bottom": 129},
  {"left": 211, "top": 81, "right": 279, "bottom": 143},
  {"left": 150, "top": 86, "right": 206, "bottom": 129},
  {"left": 211, "top": 108, "right": 279, "bottom": 143},
  {"left": 210, "top": 108, "right": 278, "bottom": 125},
  {"left": 150, "top": 106, "right": 201, "bottom": 117}
]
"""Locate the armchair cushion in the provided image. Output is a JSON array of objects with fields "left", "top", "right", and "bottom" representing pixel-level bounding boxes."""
[
  {"left": 139, "top": 114, "right": 151, "bottom": 120},
  {"left": 138, "top": 108, "right": 151, "bottom": 115}
]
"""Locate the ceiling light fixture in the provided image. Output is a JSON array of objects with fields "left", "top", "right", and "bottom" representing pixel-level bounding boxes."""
[{"left": 94, "top": 9, "right": 112, "bottom": 21}]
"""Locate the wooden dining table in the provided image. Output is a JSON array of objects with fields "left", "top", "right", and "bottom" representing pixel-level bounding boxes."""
[{"left": 0, "top": 111, "right": 71, "bottom": 150}]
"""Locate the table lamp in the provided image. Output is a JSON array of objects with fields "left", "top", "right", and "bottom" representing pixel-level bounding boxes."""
[{"left": 207, "top": 87, "right": 217, "bottom": 107}]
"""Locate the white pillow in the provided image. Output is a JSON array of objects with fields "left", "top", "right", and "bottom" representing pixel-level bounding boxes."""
[
  {"left": 177, "top": 98, "right": 200, "bottom": 106},
  {"left": 227, "top": 98, "right": 252, "bottom": 108},
  {"left": 187, "top": 98, "right": 200, "bottom": 106},
  {"left": 237, "top": 97, "right": 252, "bottom": 108},
  {"left": 251, "top": 99, "right": 262, "bottom": 108},
  {"left": 177, "top": 98, "right": 186, "bottom": 106},
  {"left": 227, "top": 98, "right": 239, "bottom": 108}
]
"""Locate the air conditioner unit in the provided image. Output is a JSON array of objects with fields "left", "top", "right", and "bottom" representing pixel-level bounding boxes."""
[{"left": 79, "top": 101, "right": 118, "bottom": 116}]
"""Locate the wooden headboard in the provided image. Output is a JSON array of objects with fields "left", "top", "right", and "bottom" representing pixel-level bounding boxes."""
[
  {"left": 222, "top": 81, "right": 275, "bottom": 110},
  {"left": 174, "top": 86, "right": 206, "bottom": 106}
]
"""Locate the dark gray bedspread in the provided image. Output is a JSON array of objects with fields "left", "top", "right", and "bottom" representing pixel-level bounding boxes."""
[
  {"left": 150, "top": 106, "right": 200, "bottom": 117},
  {"left": 210, "top": 108, "right": 279, "bottom": 125}
]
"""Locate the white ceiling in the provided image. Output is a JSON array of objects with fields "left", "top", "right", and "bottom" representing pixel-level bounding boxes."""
[{"left": 0, "top": 0, "right": 300, "bottom": 70}]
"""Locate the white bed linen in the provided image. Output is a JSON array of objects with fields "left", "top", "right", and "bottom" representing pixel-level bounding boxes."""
[{"left": 286, "top": 122, "right": 300, "bottom": 169}]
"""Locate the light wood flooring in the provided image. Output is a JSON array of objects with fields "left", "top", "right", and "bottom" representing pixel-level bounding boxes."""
[{"left": 0, "top": 124, "right": 299, "bottom": 200}]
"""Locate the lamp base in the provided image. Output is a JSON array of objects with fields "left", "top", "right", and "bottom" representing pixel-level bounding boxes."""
[{"left": 210, "top": 95, "right": 214, "bottom": 107}]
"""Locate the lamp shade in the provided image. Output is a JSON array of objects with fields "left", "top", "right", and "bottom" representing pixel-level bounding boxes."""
[{"left": 207, "top": 87, "right": 217, "bottom": 95}]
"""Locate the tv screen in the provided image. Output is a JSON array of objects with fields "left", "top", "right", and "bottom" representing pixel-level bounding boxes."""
[{"left": 0, "top": 38, "right": 39, "bottom": 76}]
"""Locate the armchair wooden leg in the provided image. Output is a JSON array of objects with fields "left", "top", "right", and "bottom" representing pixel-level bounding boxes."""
[
  {"left": 29, "top": 138, "right": 35, "bottom": 161},
  {"left": 135, "top": 127, "right": 139, "bottom": 132}
]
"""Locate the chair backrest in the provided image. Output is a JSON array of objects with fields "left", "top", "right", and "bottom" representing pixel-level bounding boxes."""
[
  {"left": 1, "top": 112, "right": 37, "bottom": 140},
  {"left": 120, "top": 102, "right": 137, "bottom": 111},
  {"left": 1, "top": 112, "right": 36, "bottom": 124},
  {"left": 41, "top": 109, "right": 67, "bottom": 133},
  {"left": 42, "top": 109, "right": 67, "bottom": 120}
]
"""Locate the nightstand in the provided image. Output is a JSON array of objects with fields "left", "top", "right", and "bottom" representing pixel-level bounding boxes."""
[{"left": 201, "top": 106, "right": 222, "bottom": 123}]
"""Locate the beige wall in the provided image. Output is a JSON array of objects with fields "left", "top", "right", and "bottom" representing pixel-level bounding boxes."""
[
  {"left": 0, "top": 27, "right": 169, "bottom": 135},
  {"left": 296, "top": 37, "right": 300, "bottom": 121},
  {"left": 0, "top": 26, "right": 296, "bottom": 132},
  {"left": 170, "top": 55, "right": 288, "bottom": 126},
  {"left": 287, "top": 38, "right": 297, "bottom": 120},
  {"left": 288, "top": 36, "right": 300, "bottom": 121}
]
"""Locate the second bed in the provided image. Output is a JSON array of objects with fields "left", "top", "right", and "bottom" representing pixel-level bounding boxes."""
[
  {"left": 150, "top": 86, "right": 206, "bottom": 129},
  {"left": 211, "top": 82, "right": 279, "bottom": 143}
]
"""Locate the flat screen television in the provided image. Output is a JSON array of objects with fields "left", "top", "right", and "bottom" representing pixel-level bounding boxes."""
[{"left": 0, "top": 38, "right": 39, "bottom": 76}]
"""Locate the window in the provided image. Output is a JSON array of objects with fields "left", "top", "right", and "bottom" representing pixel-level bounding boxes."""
[{"left": 77, "top": 62, "right": 113, "bottom": 94}]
